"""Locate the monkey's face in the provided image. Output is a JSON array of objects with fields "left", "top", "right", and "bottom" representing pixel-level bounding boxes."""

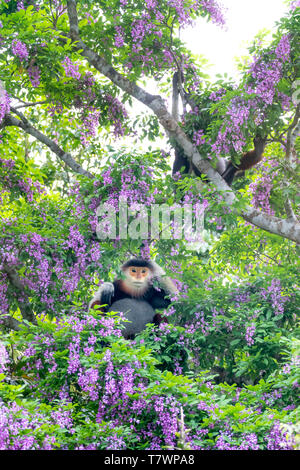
[
  {"left": 127, "top": 266, "right": 150, "bottom": 285},
  {"left": 122, "top": 266, "right": 152, "bottom": 296}
]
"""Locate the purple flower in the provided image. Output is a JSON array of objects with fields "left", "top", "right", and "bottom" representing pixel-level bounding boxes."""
[
  {"left": 193, "top": 129, "right": 206, "bottom": 146},
  {"left": 28, "top": 65, "right": 41, "bottom": 88},
  {"left": 200, "top": 0, "right": 226, "bottom": 27},
  {"left": 275, "top": 35, "right": 291, "bottom": 63},
  {"left": 62, "top": 56, "right": 81, "bottom": 80},
  {"left": 290, "top": 0, "right": 300, "bottom": 11},
  {"left": 12, "top": 39, "right": 29, "bottom": 61},
  {"left": 249, "top": 171, "right": 275, "bottom": 215},
  {"left": 0, "top": 83, "right": 10, "bottom": 125},
  {"left": 78, "top": 367, "right": 99, "bottom": 400},
  {"left": 17, "top": 1, "right": 25, "bottom": 10},
  {"left": 114, "top": 26, "right": 125, "bottom": 48},
  {"left": 0, "top": 341, "right": 9, "bottom": 373},
  {"left": 266, "top": 422, "right": 294, "bottom": 450},
  {"left": 245, "top": 323, "right": 256, "bottom": 346}
]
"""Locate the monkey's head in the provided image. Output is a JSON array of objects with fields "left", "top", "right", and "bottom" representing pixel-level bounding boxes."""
[{"left": 120, "top": 257, "right": 164, "bottom": 297}]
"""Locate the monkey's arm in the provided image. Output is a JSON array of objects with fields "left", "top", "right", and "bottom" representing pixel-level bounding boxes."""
[
  {"left": 159, "top": 276, "right": 178, "bottom": 295},
  {"left": 150, "top": 276, "right": 178, "bottom": 309},
  {"left": 172, "top": 147, "right": 190, "bottom": 175},
  {"left": 222, "top": 137, "right": 267, "bottom": 185},
  {"left": 88, "top": 282, "right": 114, "bottom": 311}
]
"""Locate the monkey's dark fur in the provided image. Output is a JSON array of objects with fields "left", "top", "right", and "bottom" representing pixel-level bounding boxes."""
[
  {"left": 173, "top": 137, "right": 267, "bottom": 186},
  {"left": 108, "top": 299, "right": 157, "bottom": 339},
  {"left": 171, "top": 72, "right": 267, "bottom": 186}
]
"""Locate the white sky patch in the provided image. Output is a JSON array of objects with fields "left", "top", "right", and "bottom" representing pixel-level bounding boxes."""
[{"left": 181, "top": 0, "right": 289, "bottom": 80}]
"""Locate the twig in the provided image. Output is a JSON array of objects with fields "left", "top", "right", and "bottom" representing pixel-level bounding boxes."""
[
  {"left": 286, "top": 104, "right": 300, "bottom": 160},
  {"left": 14, "top": 100, "right": 49, "bottom": 109},
  {"left": 3, "top": 108, "right": 94, "bottom": 179},
  {"left": 244, "top": 242, "right": 282, "bottom": 267}
]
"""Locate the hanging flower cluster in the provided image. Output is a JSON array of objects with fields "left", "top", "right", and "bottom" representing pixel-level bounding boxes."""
[
  {"left": 0, "top": 84, "right": 10, "bottom": 127},
  {"left": 11, "top": 39, "right": 29, "bottom": 61},
  {"left": 212, "top": 35, "right": 291, "bottom": 157}
]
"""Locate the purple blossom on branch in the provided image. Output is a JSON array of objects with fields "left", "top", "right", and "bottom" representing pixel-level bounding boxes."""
[
  {"left": 245, "top": 323, "right": 256, "bottom": 346},
  {"left": 27, "top": 65, "right": 41, "bottom": 88},
  {"left": 249, "top": 172, "right": 275, "bottom": 215},
  {"left": 290, "top": 0, "right": 300, "bottom": 10},
  {"left": 200, "top": 0, "right": 226, "bottom": 26},
  {"left": 275, "top": 35, "right": 291, "bottom": 62},
  {"left": 0, "top": 83, "right": 10, "bottom": 125},
  {"left": 193, "top": 129, "right": 206, "bottom": 146},
  {"left": 0, "top": 341, "right": 9, "bottom": 373},
  {"left": 12, "top": 39, "right": 29, "bottom": 61},
  {"left": 62, "top": 56, "right": 81, "bottom": 80},
  {"left": 266, "top": 422, "right": 294, "bottom": 450}
]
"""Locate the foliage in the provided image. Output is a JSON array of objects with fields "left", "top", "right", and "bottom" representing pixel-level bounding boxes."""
[{"left": 1, "top": 311, "right": 298, "bottom": 450}]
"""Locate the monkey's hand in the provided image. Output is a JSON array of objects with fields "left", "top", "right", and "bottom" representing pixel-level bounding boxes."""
[
  {"left": 153, "top": 275, "right": 178, "bottom": 296},
  {"left": 89, "top": 282, "right": 114, "bottom": 311},
  {"left": 99, "top": 282, "right": 114, "bottom": 306}
]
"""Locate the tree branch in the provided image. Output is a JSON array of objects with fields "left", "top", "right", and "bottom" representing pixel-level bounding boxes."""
[
  {"left": 242, "top": 208, "right": 300, "bottom": 243},
  {"left": 64, "top": 0, "right": 300, "bottom": 244},
  {"left": 1, "top": 315, "right": 24, "bottom": 331},
  {"left": 1, "top": 263, "right": 37, "bottom": 325},
  {"left": 286, "top": 104, "right": 300, "bottom": 160},
  {"left": 283, "top": 105, "right": 299, "bottom": 221},
  {"left": 65, "top": 3, "right": 234, "bottom": 195},
  {"left": 2, "top": 109, "right": 94, "bottom": 179},
  {"left": 14, "top": 100, "right": 49, "bottom": 109}
]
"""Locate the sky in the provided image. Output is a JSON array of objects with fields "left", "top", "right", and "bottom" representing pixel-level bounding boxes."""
[{"left": 181, "top": 0, "right": 289, "bottom": 80}]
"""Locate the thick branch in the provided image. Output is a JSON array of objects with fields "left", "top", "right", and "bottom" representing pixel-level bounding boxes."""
[
  {"left": 1, "top": 315, "right": 24, "bottom": 331},
  {"left": 2, "top": 109, "right": 93, "bottom": 179},
  {"left": 64, "top": 0, "right": 300, "bottom": 244},
  {"left": 172, "top": 72, "right": 180, "bottom": 122},
  {"left": 242, "top": 209, "right": 300, "bottom": 244},
  {"left": 286, "top": 104, "right": 300, "bottom": 160},
  {"left": 1, "top": 264, "right": 37, "bottom": 325},
  {"left": 67, "top": 0, "right": 80, "bottom": 41},
  {"left": 283, "top": 105, "right": 299, "bottom": 221}
]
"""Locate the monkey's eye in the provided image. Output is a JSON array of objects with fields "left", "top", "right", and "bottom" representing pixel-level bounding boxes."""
[
  {"left": 131, "top": 268, "right": 136, "bottom": 273},
  {"left": 142, "top": 270, "right": 146, "bottom": 274}
]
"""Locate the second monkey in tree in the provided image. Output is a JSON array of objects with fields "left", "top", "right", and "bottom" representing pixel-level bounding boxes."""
[
  {"left": 171, "top": 72, "right": 267, "bottom": 185},
  {"left": 172, "top": 135, "right": 267, "bottom": 186}
]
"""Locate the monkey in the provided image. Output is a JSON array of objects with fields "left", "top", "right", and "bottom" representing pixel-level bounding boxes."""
[
  {"left": 172, "top": 136, "right": 267, "bottom": 186},
  {"left": 170, "top": 71, "right": 267, "bottom": 186},
  {"left": 89, "top": 257, "right": 178, "bottom": 339},
  {"left": 172, "top": 146, "right": 227, "bottom": 179},
  {"left": 220, "top": 136, "right": 267, "bottom": 186}
]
